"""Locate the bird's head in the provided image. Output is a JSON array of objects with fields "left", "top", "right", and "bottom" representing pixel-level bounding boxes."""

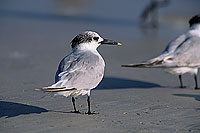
[
  {"left": 189, "top": 14, "right": 200, "bottom": 27},
  {"left": 71, "top": 31, "right": 121, "bottom": 50}
]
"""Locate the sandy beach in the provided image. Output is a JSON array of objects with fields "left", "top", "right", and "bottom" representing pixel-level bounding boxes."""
[{"left": 0, "top": 0, "right": 200, "bottom": 132}]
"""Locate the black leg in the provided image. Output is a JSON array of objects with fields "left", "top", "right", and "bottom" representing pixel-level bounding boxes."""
[
  {"left": 71, "top": 97, "right": 80, "bottom": 113},
  {"left": 179, "top": 75, "right": 184, "bottom": 88},
  {"left": 86, "top": 95, "right": 92, "bottom": 114},
  {"left": 194, "top": 74, "right": 199, "bottom": 89}
]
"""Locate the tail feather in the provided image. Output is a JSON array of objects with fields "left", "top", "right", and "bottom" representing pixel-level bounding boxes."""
[
  {"left": 36, "top": 87, "right": 76, "bottom": 92},
  {"left": 121, "top": 63, "right": 150, "bottom": 68},
  {"left": 121, "top": 60, "right": 164, "bottom": 68}
]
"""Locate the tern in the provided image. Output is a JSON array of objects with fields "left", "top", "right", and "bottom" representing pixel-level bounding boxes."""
[
  {"left": 38, "top": 31, "right": 121, "bottom": 114},
  {"left": 122, "top": 15, "right": 200, "bottom": 89}
]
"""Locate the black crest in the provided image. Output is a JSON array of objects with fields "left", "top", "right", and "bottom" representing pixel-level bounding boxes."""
[
  {"left": 71, "top": 33, "right": 93, "bottom": 48},
  {"left": 189, "top": 15, "right": 200, "bottom": 27}
]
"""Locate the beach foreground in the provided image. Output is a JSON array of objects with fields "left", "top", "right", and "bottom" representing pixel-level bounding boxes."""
[{"left": 0, "top": 0, "right": 200, "bottom": 132}]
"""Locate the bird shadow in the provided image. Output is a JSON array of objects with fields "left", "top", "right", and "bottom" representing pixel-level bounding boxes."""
[
  {"left": 96, "top": 77, "right": 161, "bottom": 90},
  {"left": 173, "top": 94, "right": 200, "bottom": 102},
  {"left": 0, "top": 100, "right": 101, "bottom": 118},
  {"left": 0, "top": 101, "right": 48, "bottom": 118}
]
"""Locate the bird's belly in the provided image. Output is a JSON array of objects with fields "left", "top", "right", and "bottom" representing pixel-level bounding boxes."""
[{"left": 164, "top": 67, "right": 198, "bottom": 75}]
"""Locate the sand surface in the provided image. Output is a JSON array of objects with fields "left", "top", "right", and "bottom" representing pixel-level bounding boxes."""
[{"left": 0, "top": 0, "right": 200, "bottom": 132}]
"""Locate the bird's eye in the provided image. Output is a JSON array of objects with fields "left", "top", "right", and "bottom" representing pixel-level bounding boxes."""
[{"left": 93, "top": 37, "right": 99, "bottom": 41}]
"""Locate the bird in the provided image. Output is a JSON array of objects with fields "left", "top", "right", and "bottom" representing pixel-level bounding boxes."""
[
  {"left": 37, "top": 31, "right": 121, "bottom": 114},
  {"left": 122, "top": 15, "right": 200, "bottom": 89}
]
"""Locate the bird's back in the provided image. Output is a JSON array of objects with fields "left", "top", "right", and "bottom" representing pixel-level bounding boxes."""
[
  {"left": 54, "top": 49, "right": 105, "bottom": 90},
  {"left": 122, "top": 29, "right": 200, "bottom": 69},
  {"left": 149, "top": 33, "right": 187, "bottom": 63}
]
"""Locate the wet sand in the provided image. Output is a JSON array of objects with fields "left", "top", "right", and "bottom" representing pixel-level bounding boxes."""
[{"left": 0, "top": 0, "right": 200, "bottom": 132}]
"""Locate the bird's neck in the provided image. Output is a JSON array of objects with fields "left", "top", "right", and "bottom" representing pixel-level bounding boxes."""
[
  {"left": 74, "top": 43, "right": 99, "bottom": 52},
  {"left": 189, "top": 24, "right": 200, "bottom": 37}
]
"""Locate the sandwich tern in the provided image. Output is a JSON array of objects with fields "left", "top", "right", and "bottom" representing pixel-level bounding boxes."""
[
  {"left": 38, "top": 31, "right": 121, "bottom": 114},
  {"left": 122, "top": 15, "right": 200, "bottom": 89}
]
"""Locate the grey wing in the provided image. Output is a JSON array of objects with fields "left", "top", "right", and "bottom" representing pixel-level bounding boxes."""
[
  {"left": 122, "top": 33, "right": 200, "bottom": 68},
  {"left": 150, "top": 36, "right": 200, "bottom": 68},
  {"left": 54, "top": 52, "right": 104, "bottom": 89},
  {"left": 55, "top": 52, "right": 81, "bottom": 83},
  {"left": 169, "top": 36, "right": 200, "bottom": 67},
  {"left": 161, "top": 34, "right": 186, "bottom": 54},
  {"left": 146, "top": 34, "right": 187, "bottom": 64}
]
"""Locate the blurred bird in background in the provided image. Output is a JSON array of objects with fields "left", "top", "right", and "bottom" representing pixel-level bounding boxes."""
[{"left": 140, "top": 0, "right": 170, "bottom": 28}]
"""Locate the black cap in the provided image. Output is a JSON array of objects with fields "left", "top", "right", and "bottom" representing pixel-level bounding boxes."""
[{"left": 189, "top": 15, "right": 200, "bottom": 27}]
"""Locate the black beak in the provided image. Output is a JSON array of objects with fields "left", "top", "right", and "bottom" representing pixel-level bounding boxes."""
[{"left": 100, "top": 39, "right": 121, "bottom": 45}]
